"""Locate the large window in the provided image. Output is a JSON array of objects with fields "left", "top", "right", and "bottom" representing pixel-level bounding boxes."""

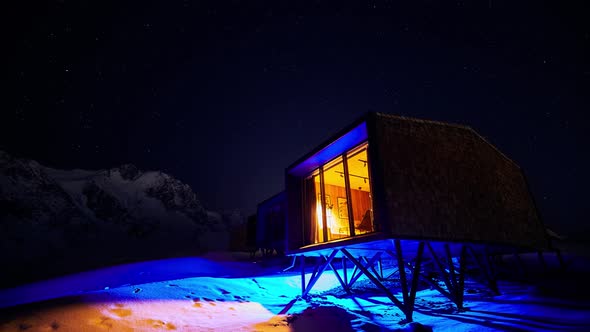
[{"left": 304, "top": 142, "right": 374, "bottom": 244}]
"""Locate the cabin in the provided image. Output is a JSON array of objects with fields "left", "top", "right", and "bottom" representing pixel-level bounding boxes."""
[
  {"left": 256, "top": 191, "right": 286, "bottom": 256},
  {"left": 279, "top": 112, "right": 549, "bottom": 321},
  {"left": 285, "top": 112, "right": 547, "bottom": 254}
]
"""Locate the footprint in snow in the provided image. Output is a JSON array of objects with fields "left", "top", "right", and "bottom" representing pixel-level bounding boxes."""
[
  {"left": 133, "top": 288, "right": 142, "bottom": 293},
  {"left": 109, "top": 304, "right": 132, "bottom": 318},
  {"left": 140, "top": 319, "right": 176, "bottom": 330},
  {"left": 218, "top": 288, "right": 231, "bottom": 295},
  {"left": 90, "top": 316, "right": 114, "bottom": 329},
  {"left": 251, "top": 279, "right": 266, "bottom": 289},
  {"left": 202, "top": 297, "right": 216, "bottom": 306}
]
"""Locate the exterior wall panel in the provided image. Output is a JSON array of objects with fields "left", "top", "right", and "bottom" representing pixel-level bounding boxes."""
[
  {"left": 286, "top": 174, "right": 304, "bottom": 253},
  {"left": 256, "top": 192, "right": 286, "bottom": 254},
  {"left": 372, "top": 113, "right": 547, "bottom": 249}
]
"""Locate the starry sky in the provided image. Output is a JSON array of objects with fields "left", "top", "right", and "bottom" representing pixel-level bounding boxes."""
[{"left": 3, "top": 1, "right": 589, "bottom": 237}]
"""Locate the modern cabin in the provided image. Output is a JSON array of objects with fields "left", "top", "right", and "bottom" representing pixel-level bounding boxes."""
[
  {"left": 256, "top": 191, "right": 286, "bottom": 255},
  {"left": 285, "top": 112, "right": 547, "bottom": 255},
  {"left": 274, "top": 112, "right": 550, "bottom": 321}
]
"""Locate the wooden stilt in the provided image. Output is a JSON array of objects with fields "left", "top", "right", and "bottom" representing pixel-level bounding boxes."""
[
  {"left": 444, "top": 243, "right": 458, "bottom": 292},
  {"left": 342, "top": 256, "right": 348, "bottom": 285},
  {"left": 361, "top": 256, "right": 385, "bottom": 282},
  {"left": 426, "top": 243, "right": 455, "bottom": 299},
  {"left": 341, "top": 249, "right": 413, "bottom": 321},
  {"left": 407, "top": 242, "right": 425, "bottom": 310},
  {"left": 457, "top": 245, "right": 467, "bottom": 309},
  {"left": 394, "top": 239, "right": 410, "bottom": 306},
  {"left": 300, "top": 255, "right": 306, "bottom": 296},
  {"left": 302, "top": 250, "right": 338, "bottom": 297},
  {"left": 291, "top": 240, "right": 497, "bottom": 319},
  {"left": 465, "top": 246, "right": 499, "bottom": 295},
  {"left": 420, "top": 242, "right": 468, "bottom": 309},
  {"left": 327, "top": 257, "right": 350, "bottom": 293},
  {"left": 347, "top": 252, "right": 382, "bottom": 288}
]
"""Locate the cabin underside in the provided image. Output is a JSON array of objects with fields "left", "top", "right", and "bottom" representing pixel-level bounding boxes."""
[{"left": 287, "top": 236, "right": 558, "bottom": 322}]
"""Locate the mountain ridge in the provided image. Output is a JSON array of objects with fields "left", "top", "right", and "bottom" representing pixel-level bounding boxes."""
[{"left": 0, "top": 150, "right": 227, "bottom": 287}]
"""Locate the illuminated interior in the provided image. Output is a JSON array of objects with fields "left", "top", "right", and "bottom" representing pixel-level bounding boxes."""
[{"left": 306, "top": 142, "right": 374, "bottom": 244}]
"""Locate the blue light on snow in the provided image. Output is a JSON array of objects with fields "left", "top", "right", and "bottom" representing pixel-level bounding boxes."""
[
  {"left": 289, "top": 122, "right": 368, "bottom": 176},
  {"left": 0, "top": 257, "right": 239, "bottom": 308}
]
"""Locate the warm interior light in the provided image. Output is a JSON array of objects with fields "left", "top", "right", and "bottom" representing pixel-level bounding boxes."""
[
  {"left": 316, "top": 202, "right": 346, "bottom": 236},
  {"left": 308, "top": 142, "right": 374, "bottom": 244}
]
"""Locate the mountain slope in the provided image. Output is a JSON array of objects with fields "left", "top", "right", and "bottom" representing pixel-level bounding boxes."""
[{"left": 0, "top": 151, "right": 218, "bottom": 287}]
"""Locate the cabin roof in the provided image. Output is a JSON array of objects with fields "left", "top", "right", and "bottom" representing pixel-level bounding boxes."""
[
  {"left": 374, "top": 112, "right": 519, "bottom": 168},
  {"left": 286, "top": 112, "right": 518, "bottom": 177},
  {"left": 257, "top": 191, "right": 285, "bottom": 209}
]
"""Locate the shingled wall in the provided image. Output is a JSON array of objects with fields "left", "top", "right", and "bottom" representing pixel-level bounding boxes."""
[{"left": 370, "top": 113, "right": 547, "bottom": 250}]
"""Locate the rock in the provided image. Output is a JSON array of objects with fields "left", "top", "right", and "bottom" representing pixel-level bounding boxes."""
[
  {"left": 118, "top": 164, "right": 141, "bottom": 181},
  {"left": 83, "top": 181, "right": 127, "bottom": 222}
]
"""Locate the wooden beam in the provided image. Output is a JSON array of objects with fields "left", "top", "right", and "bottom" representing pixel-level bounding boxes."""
[
  {"left": 394, "top": 239, "right": 410, "bottom": 305},
  {"left": 457, "top": 245, "right": 467, "bottom": 309},
  {"left": 426, "top": 242, "right": 456, "bottom": 303},
  {"left": 444, "top": 243, "right": 458, "bottom": 294},
  {"left": 341, "top": 249, "right": 412, "bottom": 321},
  {"left": 302, "top": 250, "right": 339, "bottom": 297},
  {"left": 466, "top": 246, "right": 499, "bottom": 295},
  {"left": 347, "top": 252, "right": 383, "bottom": 288},
  {"left": 300, "top": 255, "right": 306, "bottom": 296},
  {"left": 327, "top": 257, "right": 350, "bottom": 293},
  {"left": 408, "top": 242, "right": 425, "bottom": 310}
]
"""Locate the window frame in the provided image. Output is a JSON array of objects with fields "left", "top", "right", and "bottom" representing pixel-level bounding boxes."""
[{"left": 304, "top": 141, "right": 373, "bottom": 245}]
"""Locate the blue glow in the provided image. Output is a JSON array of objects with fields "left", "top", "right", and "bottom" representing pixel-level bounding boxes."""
[
  {"left": 0, "top": 257, "right": 258, "bottom": 308},
  {"left": 289, "top": 122, "right": 368, "bottom": 176}
]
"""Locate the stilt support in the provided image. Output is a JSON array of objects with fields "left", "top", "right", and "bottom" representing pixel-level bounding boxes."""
[
  {"left": 300, "top": 250, "right": 338, "bottom": 298},
  {"left": 465, "top": 246, "right": 500, "bottom": 295},
  {"left": 421, "top": 243, "right": 468, "bottom": 309},
  {"left": 291, "top": 240, "right": 499, "bottom": 320}
]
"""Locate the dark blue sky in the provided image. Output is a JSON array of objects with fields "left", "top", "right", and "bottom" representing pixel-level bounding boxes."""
[{"left": 3, "top": 1, "right": 589, "bottom": 237}]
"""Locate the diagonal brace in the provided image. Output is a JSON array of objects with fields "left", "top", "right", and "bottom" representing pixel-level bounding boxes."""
[
  {"left": 302, "top": 250, "right": 338, "bottom": 297},
  {"left": 348, "top": 252, "right": 383, "bottom": 288},
  {"left": 341, "top": 249, "right": 414, "bottom": 321}
]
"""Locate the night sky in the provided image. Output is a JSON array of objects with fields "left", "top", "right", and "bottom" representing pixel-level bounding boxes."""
[{"left": 3, "top": 1, "right": 589, "bottom": 237}]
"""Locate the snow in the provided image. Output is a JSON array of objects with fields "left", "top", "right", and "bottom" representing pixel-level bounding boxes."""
[
  {"left": 1, "top": 253, "right": 590, "bottom": 332},
  {"left": 1, "top": 153, "right": 237, "bottom": 288}
]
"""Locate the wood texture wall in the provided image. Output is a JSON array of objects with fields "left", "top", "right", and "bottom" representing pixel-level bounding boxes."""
[
  {"left": 370, "top": 113, "right": 548, "bottom": 250},
  {"left": 323, "top": 183, "right": 371, "bottom": 223}
]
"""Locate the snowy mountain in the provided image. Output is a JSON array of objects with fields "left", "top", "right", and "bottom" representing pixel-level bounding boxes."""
[{"left": 0, "top": 150, "right": 220, "bottom": 287}]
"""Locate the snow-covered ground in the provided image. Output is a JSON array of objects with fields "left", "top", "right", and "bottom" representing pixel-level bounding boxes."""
[
  {"left": 1, "top": 252, "right": 589, "bottom": 331},
  {"left": 1, "top": 151, "right": 244, "bottom": 288}
]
